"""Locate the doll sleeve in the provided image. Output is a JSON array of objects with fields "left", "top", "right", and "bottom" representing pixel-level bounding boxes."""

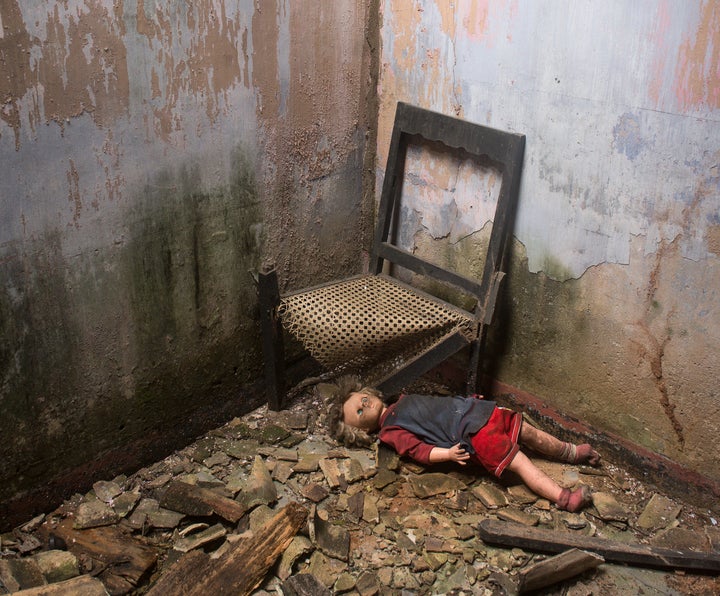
[{"left": 379, "top": 425, "right": 434, "bottom": 464}]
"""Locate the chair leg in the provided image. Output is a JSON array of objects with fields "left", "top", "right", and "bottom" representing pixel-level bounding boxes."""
[{"left": 259, "top": 268, "right": 285, "bottom": 410}]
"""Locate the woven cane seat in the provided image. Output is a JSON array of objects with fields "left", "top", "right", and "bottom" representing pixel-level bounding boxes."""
[{"left": 278, "top": 274, "right": 476, "bottom": 371}]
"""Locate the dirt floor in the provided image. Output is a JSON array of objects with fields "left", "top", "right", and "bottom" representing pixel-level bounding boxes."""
[{"left": 1, "top": 377, "right": 720, "bottom": 595}]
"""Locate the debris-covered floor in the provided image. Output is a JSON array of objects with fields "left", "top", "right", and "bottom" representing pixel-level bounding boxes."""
[{"left": 2, "top": 378, "right": 720, "bottom": 595}]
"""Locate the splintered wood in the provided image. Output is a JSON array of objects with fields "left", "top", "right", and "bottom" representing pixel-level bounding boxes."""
[{"left": 147, "top": 501, "right": 308, "bottom": 596}]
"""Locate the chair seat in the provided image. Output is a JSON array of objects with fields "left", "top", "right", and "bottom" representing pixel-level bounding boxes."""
[{"left": 278, "top": 274, "right": 476, "bottom": 371}]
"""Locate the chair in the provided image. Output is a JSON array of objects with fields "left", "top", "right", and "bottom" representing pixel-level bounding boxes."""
[{"left": 259, "top": 102, "right": 525, "bottom": 410}]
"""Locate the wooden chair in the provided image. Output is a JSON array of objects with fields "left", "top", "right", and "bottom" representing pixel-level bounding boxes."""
[{"left": 259, "top": 102, "right": 525, "bottom": 410}]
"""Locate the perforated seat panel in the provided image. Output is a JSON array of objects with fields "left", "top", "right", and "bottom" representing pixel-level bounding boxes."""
[{"left": 278, "top": 274, "right": 476, "bottom": 371}]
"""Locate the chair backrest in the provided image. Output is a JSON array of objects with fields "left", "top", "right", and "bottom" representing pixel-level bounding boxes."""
[{"left": 371, "top": 102, "right": 525, "bottom": 325}]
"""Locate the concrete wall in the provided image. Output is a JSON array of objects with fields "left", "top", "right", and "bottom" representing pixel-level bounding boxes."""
[
  {"left": 378, "top": 1, "right": 720, "bottom": 481},
  {"left": 0, "top": 0, "right": 377, "bottom": 523}
]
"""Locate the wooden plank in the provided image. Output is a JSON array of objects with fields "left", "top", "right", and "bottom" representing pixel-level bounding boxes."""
[
  {"left": 147, "top": 501, "right": 308, "bottom": 596},
  {"left": 518, "top": 548, "right": 604, "bottom": 593},
  {"left": 478, "top": 519, "right": 720, "bottom": 573},
  {"left": 159, "top": 480, "right": 248, "bottom": 523},
  {"left": 50, "top": 517, "right": 156, "bottom": 588},
  {"left": 13, "top": 574, "right": 109, "bottom": 595},
  {"left": 259, "top": 267, "right": 286, "bottom": 411}
]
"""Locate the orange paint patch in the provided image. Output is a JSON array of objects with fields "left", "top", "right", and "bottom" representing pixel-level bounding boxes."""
[{"left": 675, "top": 1, "right": 720, "bottom": 110}]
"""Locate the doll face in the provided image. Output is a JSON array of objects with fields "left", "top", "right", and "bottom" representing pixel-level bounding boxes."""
[{"left": 342, "top": 391, "right": 385, "bottom": 432}]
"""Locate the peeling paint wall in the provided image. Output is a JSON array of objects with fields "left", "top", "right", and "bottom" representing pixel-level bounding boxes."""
[
  {"left": 378, "top": 1, "right": 720, "bottom": 481},
  {"left": 0, "top": 1, "right": 376, "bottom": 523}
]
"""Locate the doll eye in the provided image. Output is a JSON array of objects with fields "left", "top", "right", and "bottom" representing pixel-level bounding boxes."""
[{"left": 356, "top": 408, "right": 363, "bottom": 417}]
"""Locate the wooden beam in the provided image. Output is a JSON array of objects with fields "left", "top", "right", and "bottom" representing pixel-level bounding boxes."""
[
  {"left": 478, "top": 519, "right": 720, "bottom": 573},
  {"left": 147, "top": 501, "right": 308, "bottom": 596}
]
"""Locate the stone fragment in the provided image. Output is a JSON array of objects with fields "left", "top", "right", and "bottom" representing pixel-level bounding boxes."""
[
  {"left": 407, "top": 473, "right": 465, "bottom": 498},
  {"left": 355, "top": 570, "right": 380, "bottom": 596},
  {"left": 293, "top": 455, "right": 321, "bottom": 473},
  {"left": 592, "top": 492, "right": 629, "bottom": 522},
  {"left": 272, "top": 461, "right": 295, "bottom": 483},
  {"left": 497, "top": 508, "right": 540, "bottom": 526},
  {"left": 147, "top": 507, "right": 185, "bottom": 529},
  {"left": 301, "top": 482, "right": 330, "bottom": 503},
  {"left": 173, "top": 523, "right": 226, "bottom": 553},
  {"left": 333, "top": 571, "right": 356, "bottom": 593},
  {"left": 376, "top": 443, "right": 400, "bottom": 471},
  {"left": 340, "top": 458, "right": 366, "bottom": 483},
  {"left": 16, "top": 533, "right": 43, "bottom": 554},
  {"left": 277, "top": 410, "right": 309, "bottom": 430},
  {"left": 362, "top": 495, "right": 379, "bottom": 524},
  {"left": 0, "top": 558, "right": 46, "bottom": 592},
  {"left": 74, "top": 499, "right": 120, "bottom": 529},
  {"left": 306, "top": 551, "right": 348, "bottom": 588},
  {"left": 507, "top": 484, "right": 538, "bottom": 505},
  {"left": 258, "top": 447, "right": 299, "bottom": 462},
  {"left": 33, "top": 550, "right": 78, "bottom": 584},
  {"left": 220, "top": 438, "right": 261, "bottom": 461},
  {"left": 19, "top": 514, "right": 45, "bottom": 533},
  {"left": 422, "top": 551, "right": 448, "bottom": 571},
  {"left": 203, "top": 452, "right": 230, "bottom": 468},
  {"left": 92, "top": 480, "right": 123, "bottom": 504},
  {"left": 282, "top": 573, "right": 332, "bottom": 596},
  {"left": 145, "top": 473, "right": 173, "bottom": 490},
  {"left": 311, "top": 510, "right": 350, "bottom": 561},
  {"left": 259, "top": 423, "right": 291, "bottom": 444},
  {"left": 650, "top": 527, "right": 710, "bottom": 551},
  {"left": 472, "top": 483, "right": 508, "bottom": 508},
  {"left": 424, "top": 535, "right": 462, "bottom": 554},
  {"left": 112, "top": 490, "right": 140, "bottom": 517},
  {"left": 319, "top": 458, "right": 343, "bottom": 488},
  {"left": 637, "top": 493, "right": 681, "bottom": 532},
  {"left": 372, "top": 468, "right": 397, "bottom": 489},
  {"left": 277, "top": 536, "right": 313, "bottom": 580},
  {"left": 561, "top": 513, "right": 588, "bottom": 530},
  {"left": 236, "top": 455, "right": 278, "bottom": 510},
  {"left": 347, "top": 491, "right": 364, "bottom": 521}
]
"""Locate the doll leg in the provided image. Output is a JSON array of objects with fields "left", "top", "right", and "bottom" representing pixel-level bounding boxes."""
[
  {"left": 506, "top": 451, "right": 592, "bottom": 512},
  {"left": 520, "top": 423, "right": 600, "bottom": 466}
]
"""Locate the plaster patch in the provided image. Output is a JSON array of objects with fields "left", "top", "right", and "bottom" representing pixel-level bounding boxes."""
[{"left": 612, "top": 112, "right": 648, "bottom": 160}]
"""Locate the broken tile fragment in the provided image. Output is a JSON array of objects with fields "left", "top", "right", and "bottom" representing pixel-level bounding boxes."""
[
  {"left": 407, "top": 473, "right": 465, "bottom": 498},
  {"left": 637, "top": 493, "right": 682, "bottom": 532},
  {"left": 650, "top": 527, "right": 709, "bottom": 551},
  {"left": 472, "top": 483, "right": 508, "bottom": 509},
  {"left": 561, "top": 513, "right": 588, "bottom": 530},
  {"left": 592, "top": 492, "right": 629, "bottom": 523}
]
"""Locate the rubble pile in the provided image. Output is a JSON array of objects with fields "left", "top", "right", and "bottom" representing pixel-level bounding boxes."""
[{"left": 1, "top": 381, "right": 719, "bottom": 595}]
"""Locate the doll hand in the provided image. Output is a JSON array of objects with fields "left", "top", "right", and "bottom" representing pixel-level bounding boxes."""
[{"left": 448, "top": 443, "right": 470, "bottom": 465}]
